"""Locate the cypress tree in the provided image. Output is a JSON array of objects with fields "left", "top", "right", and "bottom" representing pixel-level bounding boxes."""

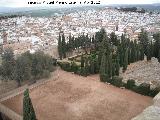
[
  {"left": 99, "top": 32, "right": 112, "bottom": 81},
  {"left": 23, "top": 89, "right": 36, "bottom": 120},
  {"left": 123, "top": 48, "right": 128, "bottom": 72},
  {"left": 130, "top": 41, "right": 136, "bottom": 63},
  {"left": 58, "top": 33, "right": 62, "bottom": 60},
  {"left": 71, "top": 36, "right": 75, "bottom": 50},
  {"left": 112, "top": 62, "right": 116, "bottom": 77},
  {"left": 84, "top": 57, "right": 89, "bottom": 76},
  {"left": 138, "top": 29, "right": 149, "bottom": 56},
  {"left": 98, "top": 51, "right": 102, "bottom": 66},
  {"left": 95, "top": 57, "right": 100, "bottom": 73},
  {"left": 150, "top": 40, "right": 154, "bottom": 57},
  {"left": 115, "top": 55, "right": 120, "bottom": 76},
  {"left": 99, "top": 52, "right": 107, "bottom": 82},
  {"left": 140, "top": 45, "right": 145, "bottom": 60},
  {"left": 158, "top": 49, "right": 160, "bottom": 63},
  {"left": 128, "top": 47, "right": 131, "bottom": 65},
  {"left": 62, "top": 33, "right": 66, "bottom": 58},
  {"left": 153, "top": 33, "right": 160, "bottom": 58},
  {"left": 146, "top": 44, "right": 152, "bottom": 61},
  {"left": 110, "top": 32, "right": 118, "bottom": 46},
  {"left": 68, "top": 33, "right": 72, "bottom": 52},
  {"left": 89, "top": 58, "right": 95, "bottom": 74},
  {"left": 108, "top": 53, "right": 112, "bottom": 78},
  {"left": 118, "top": 45, "right": 124, "bottom": 67},
  {"left": 81, "top": 55, "right": 85, "bottom": 68}
]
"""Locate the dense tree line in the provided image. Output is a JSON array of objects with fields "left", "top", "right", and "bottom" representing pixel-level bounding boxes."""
[
  {"left": 0, "top": 49, "right": 56, "bottom": 86},
  {"left": 0, "top": 14, "right": 23, "bottom": 20},
  {"left": 116, "top": 7, "right": 145, "bottom": 13},
  {"left": 153, "top": 33, "right": 160, "bottom": 62},
  {"left": 58, "top": 32, "right": 92, "bottom": 59},
  {"left": 58, "top": 28, "right": 160, "bottom": 80}
]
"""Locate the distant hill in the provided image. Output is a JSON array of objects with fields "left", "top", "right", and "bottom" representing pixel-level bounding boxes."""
[
  {"left": 0, "top": 5, "right": 104, "bottom": 17},
  {"left": 108, "top": 4, "right": 160, "bottom": 12},
  {"left": 0, "top": 4, "right": 160, "bottom": 17}
]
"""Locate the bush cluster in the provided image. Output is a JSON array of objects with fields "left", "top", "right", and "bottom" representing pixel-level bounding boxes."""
[
  {"left": 58, "top": 61, "right": 79, "bottom": 73},
  {"left": 103, "top": 75, "right": 159, "bottom": 97}
]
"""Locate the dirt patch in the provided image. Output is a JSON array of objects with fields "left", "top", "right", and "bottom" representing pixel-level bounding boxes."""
[{"left": 2, "top": 69, "right": 152, "bottom": 120}]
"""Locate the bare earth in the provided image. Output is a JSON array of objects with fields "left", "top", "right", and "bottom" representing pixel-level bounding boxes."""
[{"left": 2, "top": 69, "right": 152, "bottom": 120}]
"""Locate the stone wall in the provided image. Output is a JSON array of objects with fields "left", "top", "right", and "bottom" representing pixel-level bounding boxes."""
[
  {"left": 132, "top": 92, "right": 160, "bottom": 120},
  {"left": 0, "top": 73, "right": 59, "bottom": 120},
  {"left": 0, "top": 104, "right": 22, "bottom": 120}
]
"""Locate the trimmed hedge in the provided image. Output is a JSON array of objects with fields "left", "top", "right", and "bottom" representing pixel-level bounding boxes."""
[
  {"left": 59, "top": 62, "right": 71, "bottom": 72},
  {"left": 125, "top": 80, "right": 159, "bottom": 97},
  {"left": 136, "top": 83, "right": 150, "bottom": 96},
  {"left": 126, "top": 79, "right": 135, "bottom": 90},
  {"left": 58, "top": 61, "right": 81, "bottom": 73},
  {"left": 70, "top": 62, "right": 79, "bottom": 73},
  {"left": 111, "top": 76, "right": 123, "bottom": 87},
  {"left": 105, "top": 77, "right": 159, "bottom": 97},
  {"left": 149, "top": 88, "right": 160, "bottom": 97},
  {"left": 100, "top": 74, "right": 109, "bottom": 82}
]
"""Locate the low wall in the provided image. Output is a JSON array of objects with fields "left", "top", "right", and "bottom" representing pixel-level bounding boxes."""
[
  {"left": 0, "top": 74, "right": 59, "bottom": 120},
  {"left": 132, "top": 92, "right": 160, "bottom": 120},
  {"left": 0, "top": 103, "right": 22, "bottom": 120}
]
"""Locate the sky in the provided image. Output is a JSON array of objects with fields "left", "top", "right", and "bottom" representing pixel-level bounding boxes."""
[{"left": 0, "top": 0, "right": 160, "bottom": 7}]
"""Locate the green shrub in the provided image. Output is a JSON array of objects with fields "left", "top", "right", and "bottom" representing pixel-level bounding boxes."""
[
  {"left": 100, "top": 74, "right": 109, "bottom": 82},
  {"left": 132, "top": 85, "right": 140, "bottom": 93},
  {"left": 70, "top": 62, "right": 79, "bottom": 73},
  {"left": 80, "top": 67, "right": 87, "bottom": 77},
  {"left": 149, "top": 85, "right": 160, "bottom": 97},
  {"left": 111, "top": 76, "right": 123, "bottom": 87},
  {"left": 149, "top": 88, "right": 159, "bottom": 97},
  {"left": 58, "top": 61, "right": 71, "bottom": 72},
  {"left": 126, "top": 79, "right": 135, "bottom": 90},
  {"left": 133, "top": 83, "right": 150, "bottom": 96},
  {"left": 76, "top": 68, "right": 81, "bottom": 75}
]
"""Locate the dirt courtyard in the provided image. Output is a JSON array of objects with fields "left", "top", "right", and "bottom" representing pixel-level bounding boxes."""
[{"left": 2, "top": 69, "right": 152, "bottom": 120}]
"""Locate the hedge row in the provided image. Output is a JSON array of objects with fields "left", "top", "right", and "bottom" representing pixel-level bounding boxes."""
[
  {"left": 58, "top": 60, "right": 96, "bottom": 77},
  {"left": 58, "top": 61, "right": 79, "bottom": 73},
  {"left": 105, "top": 77, "right": 159, "bottom": 97}
]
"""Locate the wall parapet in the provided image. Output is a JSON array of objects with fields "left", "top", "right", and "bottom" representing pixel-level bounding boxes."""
[{"left": 132, "top": 92, "right": 160, "bottom": 120}]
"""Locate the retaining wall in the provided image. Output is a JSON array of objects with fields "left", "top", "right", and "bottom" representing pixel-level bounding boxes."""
[
  {"left": 0, "top": 74, "right": 59, "bottom": 120},
  {"left": 132, "top": 92, "right": 160, "bottom": 120}
]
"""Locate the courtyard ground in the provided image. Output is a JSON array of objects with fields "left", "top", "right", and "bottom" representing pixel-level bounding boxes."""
[{"left": 2, "top": 69, "right": 152, "bottom": 120}]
